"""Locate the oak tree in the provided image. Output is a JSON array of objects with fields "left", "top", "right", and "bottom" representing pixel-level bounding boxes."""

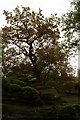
[{"left": 2, "top": 6, "right": 73, "bottom": 88}]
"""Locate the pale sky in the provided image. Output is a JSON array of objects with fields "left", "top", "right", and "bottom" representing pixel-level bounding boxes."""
[
  {"left": 0, "top": 0, "right": 78, "bottom": 75},
  {"left": 0, "top": 0, "right": 71, "bottom": 27}
]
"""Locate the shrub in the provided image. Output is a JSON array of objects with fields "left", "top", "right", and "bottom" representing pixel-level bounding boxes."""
[
  {"left": 2, "top": 77, "right": 10, "bottom": 91},
  {"left": 75, "top": 82, "right": 80, "bottom": 94},
  {"left": 21, "top": 86, "right": 41, "bottom": 105},
  {"left": 8, "top": 84, "right": 22, "bottom": 93},
  {"left": 10, "top": 79, "right": 26, "bottom": 87},
  {"left": 57, "top": 104, "right": 80, "bottom": 120}
]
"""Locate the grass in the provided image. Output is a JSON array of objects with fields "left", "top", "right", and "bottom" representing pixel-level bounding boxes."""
[
  {"left": 2, "top": 94, "right": 79, "bottom": 119},
  {"left": 2, "top": 84, "right": 79, "bottom": 120},
  {"left": 3, "top": 102, "right": 55, "bottom": 120},
  {"left": 62, "top": 94, "right": 79, "bottom": 104}
]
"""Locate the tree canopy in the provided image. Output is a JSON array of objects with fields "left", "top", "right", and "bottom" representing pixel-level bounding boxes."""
[
  {"left": 2, "top": 7, "right": 60, "bottom": 66},
  {"left": 2, "top": 6, "right": 74, "bottom": 88}
]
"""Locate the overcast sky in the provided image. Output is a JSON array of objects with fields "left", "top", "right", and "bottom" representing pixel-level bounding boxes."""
[{"left": 0, "top": 0, "right": 71, "bottom": 27}]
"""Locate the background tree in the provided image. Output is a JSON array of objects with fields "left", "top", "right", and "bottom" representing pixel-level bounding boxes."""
[
  {"left": 61, "top": 1, "right": 80, "bottom": 78},
  {"left": 61, "top": 1, "right": 80, "bottom": 50}
]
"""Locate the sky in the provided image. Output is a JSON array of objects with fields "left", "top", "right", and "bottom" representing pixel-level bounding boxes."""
[
  {"left": 0, "top": 0, "right": 71, "bottom": 27},
  {"left": 0, "top": 0, "right": 78, "bottom": 75}
]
